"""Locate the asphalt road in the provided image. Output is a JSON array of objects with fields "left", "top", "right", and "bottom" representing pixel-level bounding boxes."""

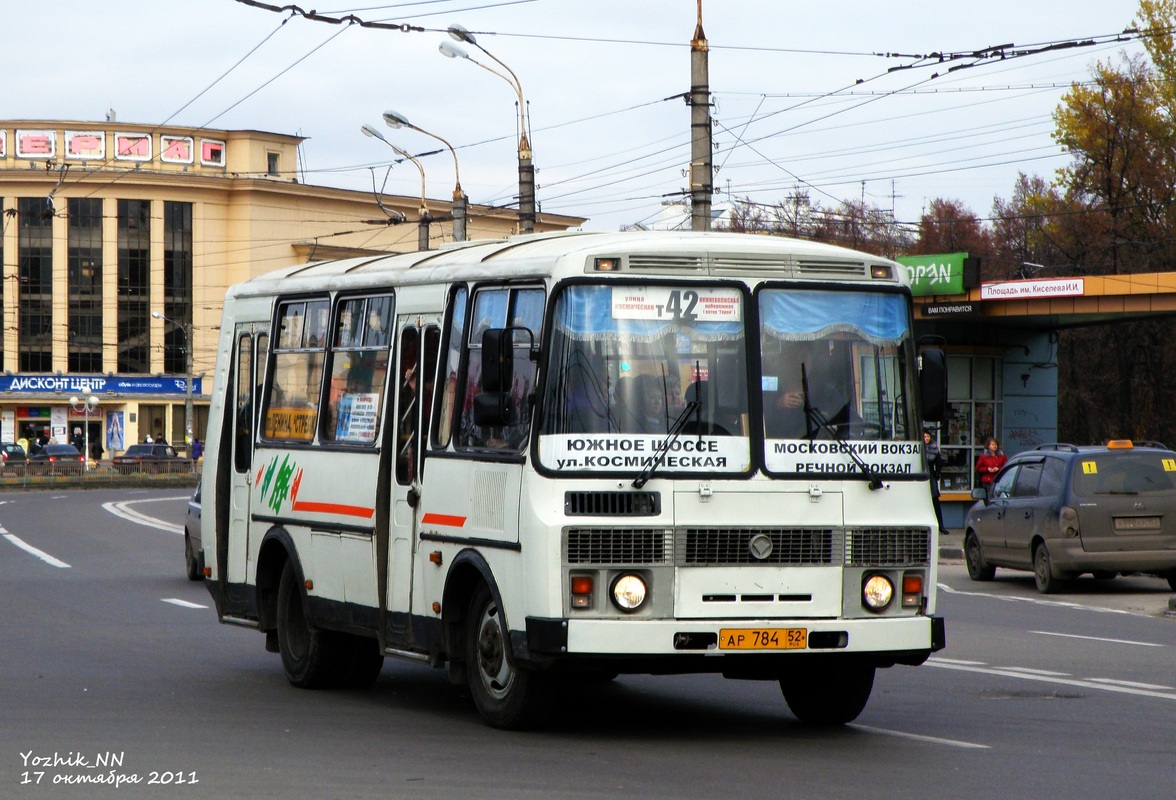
[{"left": 2, "top": 488, "right": 1173, "bottom": 799}]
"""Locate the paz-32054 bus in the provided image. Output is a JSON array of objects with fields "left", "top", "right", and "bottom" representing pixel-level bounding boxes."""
[{"left": 200, "top": 231, "right": 947, "bottom": 729}]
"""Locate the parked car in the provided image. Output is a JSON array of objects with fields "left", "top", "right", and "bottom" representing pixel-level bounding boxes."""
[
  {"left": 112, "top": 443, "right": 192, "bottom": 474},
  {"left": 964, "top": 440, "right": 1176, "bottom": 593},
  {"left": 26, "top": 443, "right": 86, "bottom": 475},
  {"left": 1, "top": 443, "right": 27, "bottom": 473},
  {"left": 184, "top": 478, "right": 203, "bottom": 581}
]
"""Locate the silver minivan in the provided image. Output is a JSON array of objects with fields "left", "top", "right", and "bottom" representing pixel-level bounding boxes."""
[{"left": 964, "top": 441, "right": 1176, "bottom": 593}]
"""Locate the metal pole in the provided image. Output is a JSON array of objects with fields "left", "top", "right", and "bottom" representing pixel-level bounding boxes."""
[{"left": 184, "top": 323, "right": 194, "bottom": 449}]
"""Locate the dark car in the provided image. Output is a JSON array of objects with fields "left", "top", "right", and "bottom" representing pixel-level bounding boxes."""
[
  {"left": 27, "top": 443, "right": 86, "bottom": 475},
  {"left": 1, "top": 443, "right": 27, "bottom": 473},
  {"left": 112, "top": 443, "right": 192, "bottom": 474},
  {"left": 184, "top": 478, "right": 203, "bottom": 581},
  {"left": 964, "top": 440, "right": 1176, "bottom": 593}
]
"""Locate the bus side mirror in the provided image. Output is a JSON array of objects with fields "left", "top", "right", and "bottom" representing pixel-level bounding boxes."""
[
  {"left": 476, "top": 328, "right": 514, "bottom": 426},
  {"left": 919, "top": 347, "right": 947, "bottom": 422},
  {"left": 481, "top": 328, "right": 514, "bottom": 392},
  {"left": 473, "top": 393, "right": 512, "bottom": 426}
]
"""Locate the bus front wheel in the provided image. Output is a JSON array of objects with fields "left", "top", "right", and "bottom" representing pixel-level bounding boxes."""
[
  {"left": 465, "top": 583, "right": 552, "bottom": 729},
  {"left": 780, "top": 661, "right": 875, "bottom": 725},
  {"left": 276, "top": 561, "right": 342, "bottom": 689}
]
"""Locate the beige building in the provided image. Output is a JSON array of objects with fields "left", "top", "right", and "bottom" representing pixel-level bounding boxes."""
[{"left": 0, "top": 120, "right": 582, "bottom": 455}]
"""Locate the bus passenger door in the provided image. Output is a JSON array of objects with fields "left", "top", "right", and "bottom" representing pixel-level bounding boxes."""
[
  {"left": 226, "top": 324, "right": 268, "bottom": 611},
  {"left": 385, "top": 316, "right": 440, "bottom": 642}
]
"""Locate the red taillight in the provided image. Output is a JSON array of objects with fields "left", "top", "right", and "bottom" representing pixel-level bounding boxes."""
[{"left": 48, "top": 455, "right": 57, "bottom": 463}]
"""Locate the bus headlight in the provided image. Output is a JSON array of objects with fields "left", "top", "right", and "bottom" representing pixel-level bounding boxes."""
[
  {"left": 611, "top": 573, "right": 648, "bottom": 611},
  {"left": 862, "top": 574, "right": 894, "bottom": 611}
]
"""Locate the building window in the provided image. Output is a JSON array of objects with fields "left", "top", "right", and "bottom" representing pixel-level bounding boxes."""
[
  {"left": 267, "top": 152, "right": 280, "bottom": 176},
  {"left": 68, "top": 198, "right": 104, "bottom": 373},
  {"left": 163, "top": 201, "right": 193, "bottom": 376},
  {"left": 18, "top": 197, "right": 53, "bottom": 372},
  {"left": 938, "top": 355, "right": 1003, "bottom": 492},
  {"left": 117, "top": 199, "right": 151, "bottom": 373}
]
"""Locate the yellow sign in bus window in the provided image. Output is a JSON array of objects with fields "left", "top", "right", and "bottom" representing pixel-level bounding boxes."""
[
  {"left": 1163, "top": 459, "right": 1176, "bottom": 472},
  {"left": 265, "top": 407, "right": 317, "bottom": 440},
  {"left": 1081, "top": 461, "right": 1098, "bottom": 474}
]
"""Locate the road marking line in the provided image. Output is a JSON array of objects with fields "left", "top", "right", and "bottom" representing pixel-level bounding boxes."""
[
  {"left": 162, "top": 598, "right": 208, "bottom": 609},
  {"left": 927, "top": 659, "right": 1176, "bottom": 701},
  {"left": 1088, "top": 678, "right": 1175, "bottom": 691},
  {"left": 102, "top": 497, "right": 187, "bottom": 534},
  {"left": 1030, "top": 630, "right": 1165, "bottom": 648},
  {"left": 929, "top": 656, "right": 988, "bottom": 666},
  {"left": 851, "top": 724, "right": 989, "bottom": 750},
  {"left": 1, "top": 531, "right": 70, "bottom": 569},
  {"left": 938, "top": 583, "right": 1139, "bottom": 615},
  {"left": 994, "top": 666, "right": 1071, "bottom": 677}
]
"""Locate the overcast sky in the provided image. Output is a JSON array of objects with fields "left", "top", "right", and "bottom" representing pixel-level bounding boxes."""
[{"left": 2, "top": 0, "right": 1147, "bottom": 233}]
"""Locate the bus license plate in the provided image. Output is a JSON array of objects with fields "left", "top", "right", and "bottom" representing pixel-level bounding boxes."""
[{"left": 718, "top": 628, "right": 807, "bottom": 650}]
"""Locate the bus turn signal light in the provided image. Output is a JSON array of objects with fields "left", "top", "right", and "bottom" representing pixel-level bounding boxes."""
[
  {"left": 902, "top": 572, "right": 924, "bottom": 609},
  {"left": 570, "top": 575, "right": 594, "bottom": 609}
]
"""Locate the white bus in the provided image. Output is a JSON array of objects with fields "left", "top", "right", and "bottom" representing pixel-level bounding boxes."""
[{"left": 201, "top": 230, "right": 947, "bottom": 729}]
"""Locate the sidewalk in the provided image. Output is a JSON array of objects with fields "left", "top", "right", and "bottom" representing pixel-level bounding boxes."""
[{"left": 938, "top": 528, "right": 964, "bottom": 560}]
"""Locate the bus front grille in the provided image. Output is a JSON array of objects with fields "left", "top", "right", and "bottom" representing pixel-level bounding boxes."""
[
  {"left": 845, "top": 528, "right": 931, "bottom": 566},
  {"left": 566, "top": 528, "right": 673, "bottom": 565},
  {"left": 565, "top": 491, "right": 661, "bottom": 516},
  {"left": 564, "top": 527, "right": 930, "bottom": 567},
  {"left": 681, "top": 528, "right": 835, "bottom": 565}
]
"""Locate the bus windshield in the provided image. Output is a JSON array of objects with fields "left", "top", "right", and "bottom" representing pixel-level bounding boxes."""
[
  {"left": 538, "top": 283, "right": 751, "bottom": 475},
  {"left": 759, "top": 288, "right": 920, "bottom": 476}
]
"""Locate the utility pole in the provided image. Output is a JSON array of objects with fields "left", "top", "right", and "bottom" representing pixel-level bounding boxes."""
[{"left": 689, "top": 0, "right": 712, "bottom": 231}]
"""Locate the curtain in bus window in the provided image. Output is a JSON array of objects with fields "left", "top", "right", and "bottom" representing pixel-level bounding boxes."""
[
  {"left": 551, "top": 284, "right": 742, "bottom": 342},
  {"left": 760, "top": 290, "right": 907, "bottom": 345}
]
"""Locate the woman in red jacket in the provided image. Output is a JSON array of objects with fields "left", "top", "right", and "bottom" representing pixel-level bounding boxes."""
[{"left": 975, "top": 437, "right": 1007, "bottom": 486}]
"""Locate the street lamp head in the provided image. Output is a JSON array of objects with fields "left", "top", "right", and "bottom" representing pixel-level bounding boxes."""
[
  {"left": 383, "top": 110, "right": 411, "bottom": 130},
  {"left": 151, "top": 311, "right": 163, "bottom": 320},
  {"left": 447, "top": 23, "right": 476, "bottom": 45},
  {"left": 438, "top": 40, "right": 469, "bottom": 60},
  {"left": 360, "top": 124, "right": 387, "bottom": 143}
]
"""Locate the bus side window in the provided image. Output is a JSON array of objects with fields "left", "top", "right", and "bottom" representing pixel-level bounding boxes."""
[
  {"left": 263, "top": 299, "right": 328, "bottom": 442},
  {"left": 434, "top": 285, "right": 467, "bottom": 449},
  {"left": 234, "top": 333, "right": 253, "bottom": 473},
  {"left": 420, "top": 325, "right": 440, "bottom": 477},
  {"left": 396, "top": 328, "right": 420, "bottom": 485},
  {"left": 457, "top": 286, "right": 544, "bottom": 452},
  {"left": 324, "top": 295, "right": 393, "bottom": 445}
]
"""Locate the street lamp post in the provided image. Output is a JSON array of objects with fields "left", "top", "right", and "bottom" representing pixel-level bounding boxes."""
[
  {"left": 361, "top": 124, "right": 432, "bottom": 251},
  {"left": 383, "top": 110, "right": 467, "bottom": 242},
  {"left": 69, "top": 394, "right": 99, "bottom": 470},
  {"left": 151, "top": 311, "right": 194, "bottom": 450},
  {"left": 439, "top": 25, "right": 534, "bottom": 234}
]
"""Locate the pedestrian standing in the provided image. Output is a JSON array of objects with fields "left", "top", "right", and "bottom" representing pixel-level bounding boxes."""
[
  {"left": 924, "top": 428, "right": 947, "bottom": 536},
  {"left": 975, "top": 437, "right": 1007, "bottom": 487}
]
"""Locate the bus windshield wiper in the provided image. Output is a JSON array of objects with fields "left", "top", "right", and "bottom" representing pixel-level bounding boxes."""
[
  {"left": 801, "top": 364, "right": 883, "bottom": 491},
  {"left": 632, "top": 401, "right": 701, "bottom": 489}
]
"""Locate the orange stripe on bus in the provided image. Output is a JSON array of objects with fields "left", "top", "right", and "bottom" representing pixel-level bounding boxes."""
[
  {"left": 421, "top": 513, "right": 467, "bottom": 527},
  {"left": 291, "top": 500, "right": 375, "bottom": 519}
]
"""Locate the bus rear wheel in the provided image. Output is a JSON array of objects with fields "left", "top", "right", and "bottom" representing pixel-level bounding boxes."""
[
  {"left": 465, "top": 583, "right": 552, "bottom": 729},
  {"left": 276, "top": 561, "right": 343, "bottom": 689},
  {"left": 780, "top": 661, "right": 875, "bottom": 725}
]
